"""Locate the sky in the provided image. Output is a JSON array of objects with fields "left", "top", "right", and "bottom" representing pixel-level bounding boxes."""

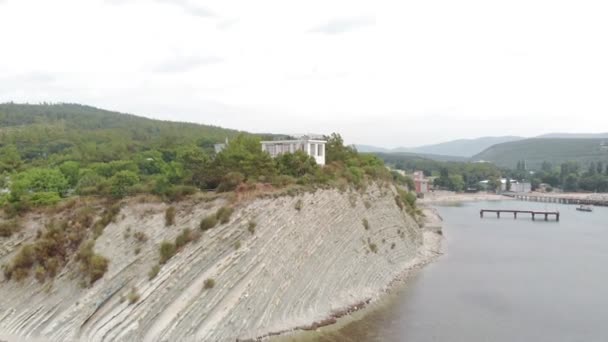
[{"left": 1, "top": 0, "right": 608, "bottom": 148}]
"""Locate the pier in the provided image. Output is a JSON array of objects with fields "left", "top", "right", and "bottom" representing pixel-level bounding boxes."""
[
  {"left": 505, "top": 194, "right": 608, "bottom": 207},
  {"left": 480, "top": 209, "right": 560, "bottom": 221}
]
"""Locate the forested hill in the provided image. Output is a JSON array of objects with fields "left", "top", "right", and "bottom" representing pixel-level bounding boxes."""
[
  {"left": 0, "top": 103, "right": 244, "bottom": 162},
  {"left": 472, "top": 138, "right": 608, "bottom": 169}
]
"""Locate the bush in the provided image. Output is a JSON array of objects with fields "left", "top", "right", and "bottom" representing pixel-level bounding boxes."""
[
  {"left": 89, "top": 255, "right": 109, "bottom": 283},
  {"left": 215, "top": 206, "right": 234, "bottom": 224},
  {"left": 175, "top": 228, "right": 194, "bottom": 250},
  {"left": 369, "top": 242, "right": 378, "bottom": 253},
  {"left": 134, "top": 231, "right": 148, "bottom": 242},
  {"left": 159, "top": 241, "right": 176, "bottom": 264},
  {"left": 0, "top": 220, "right": 19, "bottom": 238},
  {"left": 248, "top": 221, "right": 256, "bottom": 234},
  {"left": 217, "top": 172, "right": 245, "bottom": 192},
  {"left": 203, "top": 278, "right": 215, "bottom": 289},
  {"left": 148, "top": 264, "right": 160, "bottom": 280},
  {"left": 165, "top": 206, "right": 176, "bottom": 226},
  {"left": 234, "top": 240, "right": 241, "bottom": 249},
  {"left": 362, "top": 218, "right": 370, "bottom": 230},
  {"left": 110, "top": 170, "right": 139, "bottom": 198},
  {"left": 29, "top": 192, "right": 62, "bottom": 206},
  {"left": 128, "top": 287, "right": 140, "bottom": 304},
  {"left": 77, "top": 240, "right": 109, "bottom": 284},
  {"left": 294, "top": 199, "right": 303, "bottom": 211},
  {"left": 200, "top": 215, "right": 218, "bottom": 231}
]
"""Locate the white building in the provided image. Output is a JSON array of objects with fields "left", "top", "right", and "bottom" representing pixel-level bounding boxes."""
[{"left": 260, "top": 136, "right": 327, "bottom": 165}]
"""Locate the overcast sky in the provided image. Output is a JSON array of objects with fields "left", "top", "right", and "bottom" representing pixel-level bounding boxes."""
[{"left": 1, "top": 0, "right": 608, "bottom": 148}]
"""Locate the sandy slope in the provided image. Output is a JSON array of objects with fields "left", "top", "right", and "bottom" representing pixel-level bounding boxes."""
[{"left": 0, "top": 184, "right": 431, "bottom": 341}]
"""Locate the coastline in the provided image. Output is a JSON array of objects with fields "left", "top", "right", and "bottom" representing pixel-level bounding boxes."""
[
  {"left": 267, "top": 205, "right": 444, "bottom": 341},
  {"left": 419, "top": 191, "right": 512, "bottom": 204}
]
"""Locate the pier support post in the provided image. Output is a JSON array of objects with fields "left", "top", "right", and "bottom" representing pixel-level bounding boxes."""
[
  {"left": 532, "top": 213, "right": 535, "bottom": 221},
  {"left": 497, "top": 212, "right": 500, "bottom": 218},
  {"left": 545, "top": 213, "right": 548, "bottom": 221},
  {"left": 514, "top": 212, "right": 517, "bottom": 219}
]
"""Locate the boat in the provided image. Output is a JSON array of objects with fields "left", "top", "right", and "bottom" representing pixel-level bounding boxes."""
[{"left": 576, "top": 205, "right": 593, "bottom": 212}]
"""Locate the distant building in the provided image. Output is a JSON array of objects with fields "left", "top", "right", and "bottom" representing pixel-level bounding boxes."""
[
  {"left": 412, "top": 170, "right": 429, "bottom": 193},
  {"left": 480, "top": 178, "right": 531, "bottom": 193},
  {"left": 260, "top": 136, "right": 327, "bottom": 165}
]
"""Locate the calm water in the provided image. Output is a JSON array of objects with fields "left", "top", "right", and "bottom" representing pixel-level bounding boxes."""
[{"left": 281, "top": 201, "right": 608, "bottom": 342}]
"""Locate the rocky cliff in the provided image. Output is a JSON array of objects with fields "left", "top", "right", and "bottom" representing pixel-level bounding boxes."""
[{"left": 0, "top": 184, "right": 438, "bottom": 341}]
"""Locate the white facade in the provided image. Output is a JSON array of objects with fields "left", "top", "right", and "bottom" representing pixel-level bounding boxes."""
[{"left": 260, "top": 138, "right": 326, "bottom": 165}]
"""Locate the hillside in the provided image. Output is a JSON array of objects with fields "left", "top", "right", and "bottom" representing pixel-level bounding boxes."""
[
  {"left": 0, "top": 185, "right": 440, "bottom": 341},
  {"left": 0, "top": 103, "right": 244, "bottom": 162},
  {"left": 473, "top": 138, "right": 608, "bottom": 169}
]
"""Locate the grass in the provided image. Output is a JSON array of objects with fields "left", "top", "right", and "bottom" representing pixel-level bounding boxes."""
[
  {"left": 200, "top": 215, "right": 218, "bottom": 231},
  {"left": 247, "top": 221, "right": 256, "bottom": 234},
  {"left": 362, "top": 218, "right": 370, "bottom": 230},
  {"left": 128, "top": 287, "right": 140, "bottom": 304},
  {"left": 369, "top": 243, "right": 378, "bottom": 253},
  {"left": 294, "top": 199, "right": 303, "bottom": 211},
  {"left": 148, "top": 264, "right": 160, "bottom": 280},
  {"left": 165, "top": 206, "right": 176, "bottom": 226},
  {"left": 234, "top": 240, "right": 241, "bottom": 249},
  {"left": 203, "top": 278, "right": 215, "bottom": 290},
  {"left": 215, "top": 206, "right": 234, "bottom": 224},
  {"left": 0, "top": 220, "right": 20, "bottom": 238},
  {"left": 175, "top": 228, "right": 197, "bottom": 250},
  {"left": 159, "top": 241, "right": 176, "bottom": 264}
]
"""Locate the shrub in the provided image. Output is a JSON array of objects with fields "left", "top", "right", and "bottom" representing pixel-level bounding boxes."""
[
  {"left": 215, "top": 206, "right": 234, "bottom": 224},
  {"left": 29, "top": 192, "right": 62, "bottom": 206},
  {"left": 200, "top": 215, "right": 218, "bottom": 231},
  {"left": 362, "top": 218, "right": 370, "bottom": 230},
  {"left": 203, "top": 278, "right": 215, "bottom": 289},
  {"left": 234, "top": 240, "right": 241, "bottom": 249},
  {"left": 364, "top": 200, "right": 372, "bottom": 209},
  {"left": 110, "top": 170, "right": 139, "bottom": 198},
  {"left": 128, "top": 287, "right": 140, "bottom": 304},
  {"left": 77, "top": 240, "right": 109, "bottom": 284},
  {"left": 217, "top": 172, "right": 245, "bottom": 192},
  {"left": 89, "top": 255, "right": 109, "bottom": 283},
  {"left": 369, "top": 242, "right": 378, "bottom": 254},
  {"left": 0, "top": 220, "right": 19, "bottom": 238},
  {"left": 391, "top": 242, "right": 396, "bottom": 250},
  {"left": 165, "top": 206, "right": 176, "bottom": 226},
  {"left": 148, "top": 264, "right": 160, "bottom": 280},
  {"left": 134, "top": 231, "right": 148, "bottom": 242},
  {"left": 159, "top": 241, "right": 176, "bottom": 264},
  {"left": 175, "top": 228, "right": 194, "bottom": 250},
  {"left": 394, "top": 195, "right": 404, "bottom": 210},
  {"left": 294, "top": 199, "right": 303, "bottom": 211},
  {"left": 247, "top": 221, "right": 256, "bottom": 234}
]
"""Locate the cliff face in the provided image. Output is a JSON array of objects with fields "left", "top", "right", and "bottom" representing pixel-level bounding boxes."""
[{"left": 0, "top": 184, "right": 432, "bottom": 341}]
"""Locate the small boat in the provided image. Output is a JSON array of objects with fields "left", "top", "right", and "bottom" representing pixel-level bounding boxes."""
[{"left": 576, "top": 205, "right": 593, "bottom": 212}]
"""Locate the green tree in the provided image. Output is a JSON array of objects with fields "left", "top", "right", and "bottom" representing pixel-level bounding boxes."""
[
  {"left": 110, "top": 170, "right": 139, "bottom": 198},
  {"left": 59, "top": 161, "right": 80, "bottom": 187},
  {"left": 275, "top": 150, "right": 318, "bottom": 177},
  {"left": 0, "top": 145, "right": 22, "bottom": 172}
]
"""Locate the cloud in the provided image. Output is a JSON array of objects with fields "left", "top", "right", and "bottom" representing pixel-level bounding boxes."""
[
  {"left": 156, "top": 0, "right": 215, "bottom": 17},
  {"left": 154, "top": 56, "right": 224, "bottom": 73},
  {"left": 309, "top": 16, "right": 375, "bottom": 35},
  {"left": 216, "top": 18, "right": 238, "bottom": 30},
  {"left": 104, "top": 0, "right": 215, "bottom": 17}
]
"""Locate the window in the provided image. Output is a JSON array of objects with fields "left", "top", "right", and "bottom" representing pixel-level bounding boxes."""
[{"left": 318, "top": 144, "right": 324, "bottom": 157}]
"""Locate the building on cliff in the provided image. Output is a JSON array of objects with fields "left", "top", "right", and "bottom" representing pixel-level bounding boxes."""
[{"left": 260, "top": 136, "right": 327, "bottom": 165}]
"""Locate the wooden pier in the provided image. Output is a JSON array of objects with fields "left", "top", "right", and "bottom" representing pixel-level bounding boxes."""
[{"left": 480, "top": 209, "right": 560, "bottom": 221}]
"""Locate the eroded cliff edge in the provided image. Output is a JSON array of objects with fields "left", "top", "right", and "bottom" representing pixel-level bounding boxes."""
[{"left": 0, "top": 184, "right": 440, "bottom": 341}]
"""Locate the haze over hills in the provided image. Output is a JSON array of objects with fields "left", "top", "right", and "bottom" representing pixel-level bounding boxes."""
[{"left": 356, "top": 136, "right": 524, "bottom": 157}]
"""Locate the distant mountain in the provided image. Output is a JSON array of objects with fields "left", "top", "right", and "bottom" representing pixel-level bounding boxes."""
[
  {"left": 473, "top": 138, "right": 608, "bottom": 169},
  {"left": 537, "top": 132, "right": 608, "bottom": 139},
  {"left": 354, "top": 144, "right": 391, "bottom": 153},
  {"left": 405, "top": 136, "right": 524, "bottom": 157},
  {"left": 357, "top": 136, "right": 524, "bottom": 158}
]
